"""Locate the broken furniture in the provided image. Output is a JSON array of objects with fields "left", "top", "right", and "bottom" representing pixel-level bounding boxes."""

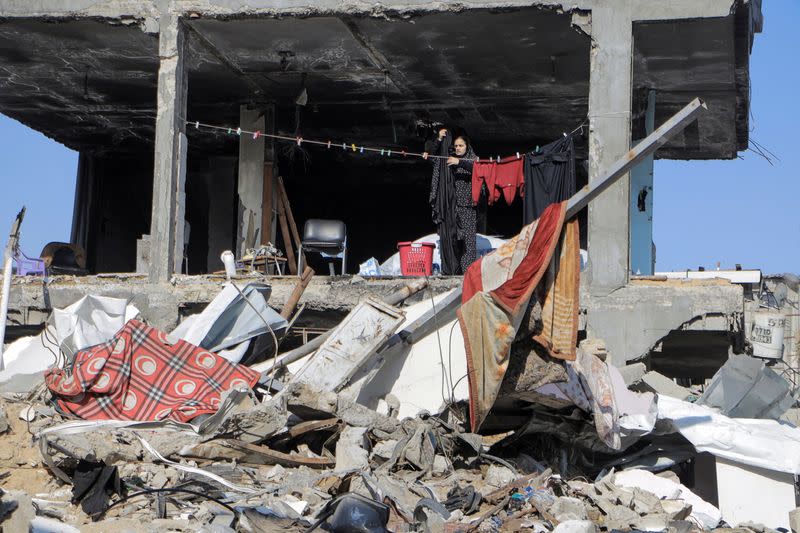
[
  {"left": 241, "top": 246, "right": 288, "bottom": 275},
  {"left": 40, "top": 242, "right": 88, "bottom": 276},
  {"left": 298, "top": 219, "right": 347, "bottom": 276},
  {"left": 275, "top": 175, "right": 304, "bottom": 275}
]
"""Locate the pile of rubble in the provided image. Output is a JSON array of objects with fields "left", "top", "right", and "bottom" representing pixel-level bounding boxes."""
[{"left": 0, "top": 378, "right": 787, "bottom": 533}]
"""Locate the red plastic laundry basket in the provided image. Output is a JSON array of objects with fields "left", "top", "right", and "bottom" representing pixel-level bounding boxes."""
[{"left": 397, "top": 242, "right": 435, "bottom": 276}]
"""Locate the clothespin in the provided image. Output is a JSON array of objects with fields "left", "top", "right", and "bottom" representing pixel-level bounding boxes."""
[
  {"left": 402, "top": 150, "right": 406, "bottom": 157},
  {"left": 496, "top": 155, "right": 500, "bottom": 163},
  {"left": 351, "top": 143, "right": 357, "bottom": 152},
  {"left": 327, "top": 140, "right": 331, "bottom": 149},
  {"left": 360, "top": 146, "right": 364, "bottom": 153},
  {"left": 380, "top": 148, "right": 385, "bottom": 156},
  {"left": 387, "top": 150, "right": 392, "bottom": 156},
  {"left": 516, "top": 152, "right": 520, "bottom": 159},
  {"left": 194, "top": 121, "right": 199, "bottom": 129},
  {"left": 297, "top": 137, "right": 302, "bottom": 146},
  {"left": 253, "top": 130, "right": 260, "bottom": 139},
  {"left": 563, "top": 132, "right": 567, "bottom": 137},
  {"left": 342, "top": 143, "right": 346, "bottom": 150},
  {"left": 236, "top": 127, "right": 241, "bottom": 136},
  {"left": 227, "top": 128, "right": 232, "bottom": 134}
]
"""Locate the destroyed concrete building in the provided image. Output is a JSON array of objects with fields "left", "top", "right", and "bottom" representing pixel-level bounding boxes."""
[
  {"left": 1, "top": 0, "right": 766, "bottom": 380},
  {"left": 8, "top": 3, "right": 800, "bottom": 532}
]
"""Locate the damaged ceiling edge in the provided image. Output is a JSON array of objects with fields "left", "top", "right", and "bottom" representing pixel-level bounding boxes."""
[{"left": 0, "top": 0, "right": 740, "bottom": 25}]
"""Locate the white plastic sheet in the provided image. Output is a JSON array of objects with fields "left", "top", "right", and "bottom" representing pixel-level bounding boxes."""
[
  {"left": 168, "top": 283, "right": 287, "bottom": 362},
  {"left": 51, "top": 295, "right": 139, "bottom": 359},
  {"left": 0, "top": 295, "right": 139, "bottom": 392},
  {"left": 657, "top": 395, "right": 800, "bottom": 474},
  {"left": 614, "top": 469, "right": 721, "bottom": 529}
]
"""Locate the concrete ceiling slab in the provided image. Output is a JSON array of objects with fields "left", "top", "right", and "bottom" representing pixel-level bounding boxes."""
[
  {"left": 0, "top": 5, "right": 754, "bottom": 160},
  {"left": 0, "top": 19, "right": 158, "bottom": 152}
]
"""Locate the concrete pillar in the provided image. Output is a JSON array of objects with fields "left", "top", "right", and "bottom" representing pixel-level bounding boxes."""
[
  {"left": 237, "top": 105, "right": 265, "bottom": 256},
  {"left": 587, "top": 5, "right": 633, "bottom": 293},
  {"left": 148, "top": 14, "right": 187, "bottom": 282}
]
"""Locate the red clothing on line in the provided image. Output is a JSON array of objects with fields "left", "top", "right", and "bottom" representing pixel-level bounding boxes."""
[{"left": 472, "top": 157, "right": 525, "bottom": 206}]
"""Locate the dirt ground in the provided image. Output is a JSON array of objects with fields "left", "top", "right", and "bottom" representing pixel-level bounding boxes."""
[{"left": 0, "top": 399, "right": 61, "bottom": 495}]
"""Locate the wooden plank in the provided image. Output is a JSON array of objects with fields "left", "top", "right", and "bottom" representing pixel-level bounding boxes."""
[
  {"left": 276, "top": 189, "right": 298, "bottom": 275},
  {"left": 277, "top": 176, "right": 302, "bottom": 252},
  {"left": 287, "top": 418, "right": 341, "bottom": 439},
  {"left": 261, "top": 163, "right": 273, "bottom": 251},
  {"left": 280, "top": 266, "right": 314, "bottom": 319},
  {"left": 183, "top": 439, "right": 334, "bottom": 469}
]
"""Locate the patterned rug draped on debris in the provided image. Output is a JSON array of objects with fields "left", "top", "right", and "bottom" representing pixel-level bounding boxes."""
[{"left": 45, "top": 320, "right": 260, "bottom": 423}]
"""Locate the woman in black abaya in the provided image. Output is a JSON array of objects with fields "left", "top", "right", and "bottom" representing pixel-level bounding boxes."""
[{"left": 424, "top": 128, "right": 478, "bottom": 274}]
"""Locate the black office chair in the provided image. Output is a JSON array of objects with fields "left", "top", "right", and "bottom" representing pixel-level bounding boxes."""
[{"left": 298, "top": 219, "right": 347, "bottom": 275}]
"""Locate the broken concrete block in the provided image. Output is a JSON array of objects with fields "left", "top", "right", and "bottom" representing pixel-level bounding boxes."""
[
  {"left": 0, "top": 406, "right": 8, "bottom": 433},
  {"left": 656, "top": 470, "right": 681, "bottom": 484},
  {"left": 433, "top": 455, "right": 449, "bottom": 476},
  {"left": 631, "top": 487, "right": 664, "bottom": 514},
  {"left": 370, "top": 439, "right": 398, "bottom": 460},
  {"left": 637, "top": 371, "right": 692, "bottom": 400},
  {"left": 0, "top": 490, "right": 35, "bottom": 533},
  {"left": 618, "top": 362, "right": 647, "bottom": 386},
  {"left": 602, "top": 504, "right": 640, "bottom": 530},
  {"left": 551, "top": 496, "right": 589, "bottom": 522},
  {"left": 285, "top": 382, "right": 338, "bottom": 419},
  {"left": 588, "top": 494, "right": 619, "bottom": 516},
  {"left": 790, "top": 507, "right": 800, "bottom": 533},
  {"left": 219, "top": 400, "right": 288, "bottom": 443},
  {"left": 484, "top": 464, "right": 516, "bottom": 489},
  {"left": 661, "top": 499, "right": 692, "bottom": 520},
  {"left": 336, "top": 397, "right": 399, "bottom": 434},
  {"left": 552, "top": 519, "right": 598, "bottom": 533},
  {"left": 579, "top": 339, "right": 608, "bottom": 361},
  {"left": 335, "top": 426, "right": 369, "bottom": 471},
  {"left": 668, "top": 520, "right": 694, "bottom": 533},
  {"left": 633, "top": 513, "right": 669, "bottom": 532}
]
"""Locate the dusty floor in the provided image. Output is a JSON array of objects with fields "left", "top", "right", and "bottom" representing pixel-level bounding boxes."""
[{"left": 0, "top": 399, "right": 57, "bottom": 495}]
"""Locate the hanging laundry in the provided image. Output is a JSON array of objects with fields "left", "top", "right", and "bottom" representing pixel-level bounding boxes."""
[
  {"left": 523, "top": 135, "right": 576, "bottom": 224},
  {"left": 45, "top": 320, "right": 260, "bottom": 423},
  {"left": 458, "top": 201, "right": 580, "bottom": 431},
  {"left": 471, "top": 156, "right": 524, "bottom": 206}
]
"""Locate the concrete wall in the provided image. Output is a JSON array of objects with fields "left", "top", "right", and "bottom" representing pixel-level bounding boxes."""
[{"left": 583, "top": 279, "right": 743, "bottom": 366}]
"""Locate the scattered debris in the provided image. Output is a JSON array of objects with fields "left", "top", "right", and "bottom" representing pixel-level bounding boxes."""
[{"left": 1, "top": 208, "right": 799, "bottom": 531}]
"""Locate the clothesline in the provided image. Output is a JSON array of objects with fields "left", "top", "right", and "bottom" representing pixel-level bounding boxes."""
[{"left": 180, "top": 117, "right": 582, "bottom": 163}]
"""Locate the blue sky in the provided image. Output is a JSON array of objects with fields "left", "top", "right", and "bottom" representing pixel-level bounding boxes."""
[
  {"left": 0, "top": 2, "right": 797, "bottom": 274},
  {"left": 653, "top": 1, "right": 799, "bottom": 275}
]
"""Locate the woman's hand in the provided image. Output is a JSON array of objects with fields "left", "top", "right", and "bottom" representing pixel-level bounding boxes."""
[
  {"left": 438, "top": 128, "right": 447, "bottom": 140},
  {"left": 446, "top": 157, "right": 459, "bottom": 166}
]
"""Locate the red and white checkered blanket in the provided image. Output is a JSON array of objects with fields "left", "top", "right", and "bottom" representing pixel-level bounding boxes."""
[{"left": 46, "top": 319, "right": 260, "bottom": 423}]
